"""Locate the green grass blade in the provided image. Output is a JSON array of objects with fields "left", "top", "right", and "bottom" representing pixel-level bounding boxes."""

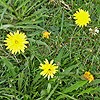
[
  {"left": 15, "top": 0, "right": 30, "bottom": 11},
  {"left": 0, "top": 80, "right": 6, "bottom": 85},
  {"left": 0, "top": 24, "right": 14, "bottom": 29},
  {"left": 56, "top": 91, "right": 78, "bottom": 100},
  {"left": 1, "top": 57, "right": 16, "bottom": 77},
  {"left": 45, "top": 83, "right": 59, "bottom": 100},
  {"left": 63, "top": 81, "right": 87, "bottom": 93},
  {"left": 55, "top": 48, "right": 64, "bottom": 64},
  {"left": 0, "top": 0, "right": 14, "bottom": 12},
  {"left": 60, "top": 63, "right": 80, "bottom": 76},
  {"left": 90, "top": 79, "right": 100, "bottom": 85},
  {"left": 35, "top": 40, "right": 50, "bottom": 52},
  {"left": 79, "top": 87, "right": 98, "bottom": 95},
  {"left": 15, "top": 25, "right": 44, "bottom": 30}
]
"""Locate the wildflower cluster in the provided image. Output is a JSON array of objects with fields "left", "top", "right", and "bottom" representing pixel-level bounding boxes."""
[{"left": 3, "top": 8, "right": 96, "bottom": 81}]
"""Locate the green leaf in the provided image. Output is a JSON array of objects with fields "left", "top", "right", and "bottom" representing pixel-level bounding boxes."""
[
  {"left": 56, "top": 91, "right": 78, "bottom": 100},
  {"left": 79, "top": 87, "right": 98, "bottom": 95},
  {"left": 18, "top": 71, "right": 24, "bottom": 91},
  {"left": 0, "top": 24, "right": 14, "bottom": 29},
  {"left": 15, "top": 25, "right": 44, "bottom": 30},
  {"left": 45, "top": 83, "right": 59, "bottom": 100},
  {"left": 93, "top": 87, "right": 100, "bottom": 93},
  {"left": 40, "top": 89, "right": 47, "bottom": 96},
  {"left": 90, "top": 79, "right": 100, "bottom": 85},
  {"left": 0, "top": 0, "right": 14, "bottom": 12},
  {"left": 0, "top": 80, "right": 6, "bottom": 85},
  {"left": 0, "top": 0, "right": 11, "bottom": 21},
  {"left": 35, "top": 40, "right": 50, "bottom": 52},
  {"left": 32, "top": 73, "right": 41, "bottom": 85},
  {"left": 55, "top": 48, "right": 64, "bottom": 64},
  {"left": 15, "top": 0, "right": 30, "bottom": 11},
  {"left": 47, "top": 83, "right": 51, "bottom": 93},
  {"left": 16, "top": 20, "right": 43, "bottom": 25},
  {"left": 60, "top": 63, "right": 80, "bottom": 76},
  {"left": 2, "top": 57, "right": 16, "bottom": 77},
  {"left": 63, "top": 81, "right": 87, "bottom": 93}
]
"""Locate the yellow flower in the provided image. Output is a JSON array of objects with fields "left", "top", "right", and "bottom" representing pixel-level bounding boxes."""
[
  {"left": 39, "top": 59, "right": 58, "bottom": 80},
  {"left": 4, "top": 30, "right": 29, "bottom": 54},
  {"left": 83, "top": 71, "right": 94, "bottom": 83},
  {"left": 42, "top": 31, "right": 50, "bottom": 39},
  {"left": 73, "top": 9, "right": 91, "bottom": 27}
]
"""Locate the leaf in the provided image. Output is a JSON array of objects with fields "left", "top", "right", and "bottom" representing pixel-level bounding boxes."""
[
  {"left": 60, "top": 63, "right": 80, "bottom": 76},
  {"left": 0, "top": 0, "right": 14, "bottom": 12},
  {"left": 18, "top": 71, "right": 24, "bottom": 91},
  {"left": 15, "top": 0, "right": 30, "bottom": 11},
  {"left": 55, "top": 48, "right": 64, "bottom": 64},
  {"left": 0, "top": 80, "right": 6, "bottom": 85},
  {"left": 56, "top": 91, "right": 78, "bottom": 100},
  {"left": 32, "top": 73, "right": 41, "bottom": 85},
  {"left": 0, "top": 0, "right": 11, "bottom": 21},
  {"left": 47, "top": 83, "right": 51, "bottom": 93},
  {"left": 79, "top": 87, "right": 98, "bottom": 95},
  {"left": 90, "top": 79, "right": 100, "bottom": 85},
  {"left": 16, "top": 20, "right": 43, "bottom": 25},
  {"left": 35, "top": 40, "right": 50, "bottom": 52},
  {"left": 45, "top": 83, "right": 59, "bottom": 100},
  {"left": 0, "top": 24, "right": 14, "bottom": 29},
  {"left": 2, "top": 57, "right": 16, "bottom": 77},
  {"left": 93, "top": 87, "right": 100, "bottom": 93},
  {"left": 63, "top": 81, "right": 87, "bottom": 93},
  {"left": 15, "top": 25, "right": 44, "bottom": 30}
]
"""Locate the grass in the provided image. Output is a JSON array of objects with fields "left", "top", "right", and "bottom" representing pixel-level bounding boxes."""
[{"left": 0, "top": 0, "right": 100, "bottom": 100}]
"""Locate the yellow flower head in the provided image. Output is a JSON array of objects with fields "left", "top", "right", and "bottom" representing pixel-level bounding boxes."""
[
  {"left": 4, "top": 30, "right": 29, "bottom": 54},
  {"left": 42, "top": 31, "right": 50, "bottom": 39},
  {"left": 83, "top": 71, "right": 94, "bottom": 83},
  {"left": 39, "top": 59, "right": 58, "bottom": 80},
  {"left": 73, "top": 9, "right": 91, "bottom": 27}
]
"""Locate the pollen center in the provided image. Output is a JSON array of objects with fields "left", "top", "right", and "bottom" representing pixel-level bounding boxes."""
[
  {"left": 48, "top": 69, "right": 51, "bottom": 71},
  {"left": 15, "top": 40, "right": 18, "bottom": 44}
]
